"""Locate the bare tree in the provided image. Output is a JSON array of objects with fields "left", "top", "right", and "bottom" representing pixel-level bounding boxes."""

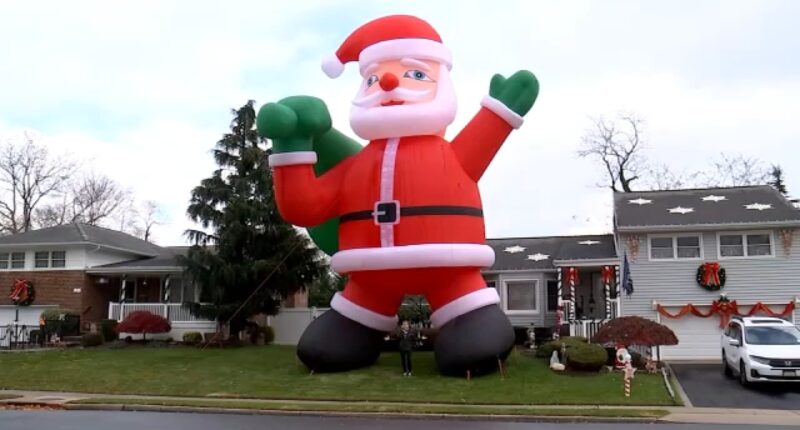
[
  {"left": 578, "top": 114, "right": 646, "bottom": 192},
  {"left": 645, "top": 164, "right": 701, "bottom": 191},
  {"left": 0, "top": 134, "right": 75, "bottom": 234},
  {"left": 700, "top": 154, "right": 769, "bottom": 188},
  {"left": 138, "top": 200, "right": 161, "bottom": 242},
  {"left": 36, "top": 172, "right": 131, "bottom": 227}
]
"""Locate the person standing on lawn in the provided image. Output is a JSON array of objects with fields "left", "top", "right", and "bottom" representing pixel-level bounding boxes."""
[{"left": 397, "top": 320, "right": 416, "bottom": 376}]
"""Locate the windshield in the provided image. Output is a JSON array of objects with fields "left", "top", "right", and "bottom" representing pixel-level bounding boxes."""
[{"left": 745, "top": 326, "right": 800, "bottom": 345}]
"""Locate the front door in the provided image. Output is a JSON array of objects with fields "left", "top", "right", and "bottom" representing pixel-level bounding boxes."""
[{"left": 134, "top": 277, "right": 161, "bottom": 302}]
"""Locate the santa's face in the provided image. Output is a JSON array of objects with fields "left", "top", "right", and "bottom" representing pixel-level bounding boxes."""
[{"left": 350, "top": 57, "right": 457, "bottom": 140}]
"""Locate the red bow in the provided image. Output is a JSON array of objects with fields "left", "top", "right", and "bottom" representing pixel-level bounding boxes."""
[
  {"left": 565, "top": 267, "right": 580, "bottom": 285},
  {"left": 8, "top": 279, "right": 29, "bottom": 303},
  {"left": 601, "top": 266, "right": 615, "bottom": 285},
  {"left": 703, "top": 262, "right": 721, "bottom": 287}
]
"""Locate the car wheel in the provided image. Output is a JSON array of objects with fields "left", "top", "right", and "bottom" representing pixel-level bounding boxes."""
[
  {"left": 722, "top": 351, "right": 733, "bottom": 378},
  {"left": 739, "top": 361, "right": 750, "bottom": 387}
]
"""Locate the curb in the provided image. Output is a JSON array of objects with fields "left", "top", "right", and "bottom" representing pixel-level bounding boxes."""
[{"left": 62, "top": 403, "right": 660, "bottom": 424}]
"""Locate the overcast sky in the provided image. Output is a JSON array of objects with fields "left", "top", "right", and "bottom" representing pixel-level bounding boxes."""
[{"left": 2, "top": 1, "right": 798, "bottom": 245}]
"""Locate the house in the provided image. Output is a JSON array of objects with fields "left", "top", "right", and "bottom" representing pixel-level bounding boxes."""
[
  {"left": 0, "top": 223, "right": 215, "bottom": 341},
  {"left": 483, "top": 185, "right": 800, "bottom": 360},
  {"left": 613, "top": 185, "right": 800, "bottom": 360}
]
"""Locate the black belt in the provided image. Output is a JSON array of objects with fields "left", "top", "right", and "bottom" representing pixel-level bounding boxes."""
[{"left": 340, "top": 203, "right": 483, "bottom": 224}]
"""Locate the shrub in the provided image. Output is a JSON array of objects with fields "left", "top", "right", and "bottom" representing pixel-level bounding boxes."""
[
  {"left": 81, "top": 332, "right": 104, "bottom": 347},
  {"left": 566, "top": 343, "right": 608, "bottom": 372},
  {"left": 593, "top": 316, "right": 678, "bottom": 347},
  {"left": 261, "top": 325, "right": 275, "bottom": 345},
  {"left": 535, "top": 336, "right": 588, "bottom": 359},
  {"left": 41, "top": 308, "right": 79, "bottom": 321},
  {"left": 40, "top": 308, "right": 80, "bottom": 338},
  {"left": 183, "top": 331, "right": 203, "bottom": 346},
  {"left": 98, "top": 319, "right": 118, "bottom": 342},
  {"left": 116, "top": 311, "right": 171, "bottom": 341}
]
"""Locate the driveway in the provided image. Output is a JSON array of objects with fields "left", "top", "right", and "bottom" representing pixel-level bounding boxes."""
[{"left": 671, "top": 363, "right": 800, "bottom": 410}]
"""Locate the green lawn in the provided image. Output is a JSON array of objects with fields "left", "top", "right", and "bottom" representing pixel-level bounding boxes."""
[
  {"left": 71, "top": 397, "right": 669, "bottom": 418},
  {"left": 0, "top": 345, "right": 675, "bottom": 406}
]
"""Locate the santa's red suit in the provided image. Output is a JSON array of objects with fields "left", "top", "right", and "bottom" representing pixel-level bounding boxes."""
[{"left": 270, "top": 98, "right": 522, "bottom": 332}]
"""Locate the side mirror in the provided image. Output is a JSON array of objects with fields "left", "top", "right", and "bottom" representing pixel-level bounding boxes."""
[{"left": 729, "top": 339, "right": 741, "bottom": 347}]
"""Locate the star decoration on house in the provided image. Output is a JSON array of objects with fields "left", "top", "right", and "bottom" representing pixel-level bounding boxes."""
[
  {"left": 526, "top": 253, "right": 550, "bottom": 262},
  {"left": 578, "top": 240, "right": 601, "bottom": 246},
  {"left": 628, "top": 198, "right": 653, "bottom": 205},
  {"left": 744, "top": 203, "right": 773, "bottom": 211},
  {"left": 504, "top": 245, "right": 526, "bottom": 254},
  {"left": 701, "top": 195, "right": 726, "bottom": 202},
  {"left": 668, "top": 206, "right": 694, "bottom": 215}
]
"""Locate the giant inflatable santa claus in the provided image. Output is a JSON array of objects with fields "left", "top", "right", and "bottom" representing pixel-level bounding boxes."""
[{"left": 258, "top": 15, "right": 539, "bottom": 376}]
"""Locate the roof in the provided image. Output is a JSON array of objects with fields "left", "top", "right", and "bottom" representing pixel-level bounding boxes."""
[
  {"left": 0, "top": 223, "right": 164, "bottom": 256},
  {"left": 86, "top": 246, "right": 189, "bottom": 273},
  {"left": 486, "top": 234, "right": 617, "bottom": 271},
  {"left": 614, "top": 185, "right": 800, "bottom": 232}
]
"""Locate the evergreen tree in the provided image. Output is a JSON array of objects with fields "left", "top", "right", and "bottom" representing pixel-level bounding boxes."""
[
  {"left": 768, "top": 164, "right": 788, "bottom": 195},
  {"left": 181, "top": 100, "right": 326, "bottom": 336}
]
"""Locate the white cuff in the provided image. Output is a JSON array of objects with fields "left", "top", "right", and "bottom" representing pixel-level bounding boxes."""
[
  {"left": 330, "top": 292, "right": 398, "bottom": 332},
  {"left": 429, "top": 288, "right": 501, "bottom": 328},
  {"left": 268, "top": 151, "right": 317, "bottom": 167},
  {"left": 480, "top": 96, "right": 524, "bottom": 129}
]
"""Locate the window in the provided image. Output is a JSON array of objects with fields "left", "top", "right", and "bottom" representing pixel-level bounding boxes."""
[
  {"left": 33, "top": 251, "right": 66, "bottom": 268},
  {"left": 505, "top": 280, "right": 538, "bottom": 312},
  {"left": 546, "top": 280, "right": 559, "bottom": 311},
  {"left": 720, "top": 235, "right": 744, "bottom": 257},
  {"left": 649, "top": 235, "right": 702, "bottom": 260},
  {"left": 10, "top": 252, "right": 25, "bottom": 269},
  {"left": 35, "top": 251, "right": 49, "bottom": 268},
  {"left": 485, "top": 280, "right": 497, "bottom": 290},
  {"left": 0, "top": 253, "right": 8, "bottom": 269},
  {"left": 719, "top": 232, "right": 773, "bottom": 258},
  {"left": 51, "top": 251, "right": 66, "bottom": 268},
  {"left": 650, "top": 237, "right": 674, "bottom": 259}
]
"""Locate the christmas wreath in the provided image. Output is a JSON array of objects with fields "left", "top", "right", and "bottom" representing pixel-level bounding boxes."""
[
  {"left": 8, "top": 279, "right": 35, "bottom": 306},
  {"left": 696, "top": 262, "right": 725, "bottom": 291}
]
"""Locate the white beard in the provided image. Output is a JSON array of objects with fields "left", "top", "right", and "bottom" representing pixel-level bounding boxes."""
[{"left": 349, "top": 67, "right": 457, "bottom": 140}]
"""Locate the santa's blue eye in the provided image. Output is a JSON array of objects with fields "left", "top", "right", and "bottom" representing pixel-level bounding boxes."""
[
  {"left": 366, "top": 75, "right": 379, "bottom": 86},
  {"left": 404, "top": 70, "right": 432, "bottom": 81}
]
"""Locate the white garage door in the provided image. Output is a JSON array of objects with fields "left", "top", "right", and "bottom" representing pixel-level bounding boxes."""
[{"left": 659, "top": 312, "right": 723, "bottom": 361}]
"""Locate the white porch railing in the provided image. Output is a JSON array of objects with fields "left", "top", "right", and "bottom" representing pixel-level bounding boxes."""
[
  {"left": 569, "top": 319, "right": 607, "bottom": 341},
  {"left": 108, "top": 302, "right": 212, "bottom": 323}
]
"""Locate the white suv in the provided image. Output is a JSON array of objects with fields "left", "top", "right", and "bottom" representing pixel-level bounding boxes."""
[{"left": 721, "top": 316, "right": 800, "bottom": 386}]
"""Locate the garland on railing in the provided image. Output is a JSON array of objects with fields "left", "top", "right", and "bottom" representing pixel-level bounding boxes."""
[{"left": 657, "top": 299, "right": 796, "bottom": 328}]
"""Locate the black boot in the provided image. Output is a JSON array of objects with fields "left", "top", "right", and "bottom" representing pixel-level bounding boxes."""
[
  {"left": 296, "top": 309, "right": 385, "bottom": 373},
  {"left": 434, "top": 304, "right": 515, "bottom": 377}
]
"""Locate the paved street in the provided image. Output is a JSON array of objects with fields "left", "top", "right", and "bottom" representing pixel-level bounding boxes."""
[
  {"left": 672, "top": 364, "right": 800, "bottom": 410},
  {"left": 0, "top": 411, "right": 791, "bottom": 430}
]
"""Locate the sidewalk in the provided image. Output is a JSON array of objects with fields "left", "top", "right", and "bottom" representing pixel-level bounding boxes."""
[{"left": 1, "top": 389, "right": 799, "bottom": 426}]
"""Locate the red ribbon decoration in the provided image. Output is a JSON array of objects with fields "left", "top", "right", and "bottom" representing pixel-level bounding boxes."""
[
  {"left": 565, "top": 267, "right": 580, "bottom": 285},
  {"left": 657, "top": 300, "right": 796, "bottom": 328},
  {"left": 702, "top": 262, "right": 721, "bottom": 287},
  {"left": 601, "top": 266, "right": 615, "bottom": 285},
  {"left": 8, "top": 279, "right": 29, "bottom": 304}
]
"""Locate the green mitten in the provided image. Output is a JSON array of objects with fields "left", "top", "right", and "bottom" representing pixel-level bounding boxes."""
[
  {"left": 257, "top": 96, "right": 332, "bottom": 153},
  {"left": 489, "top": 70, "right": 540, "bottom": 117}
]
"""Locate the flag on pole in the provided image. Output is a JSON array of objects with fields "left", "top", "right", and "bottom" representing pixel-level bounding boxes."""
[{"left": 621, "top": 253, "right": 634, "bottom": 296}]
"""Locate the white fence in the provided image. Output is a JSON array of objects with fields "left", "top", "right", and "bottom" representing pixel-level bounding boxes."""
[
  {"left": 108, "top": 302, "right": 210, "bottom": 323},
  {"left": 269, "top": 307, "right": 328, "bottom": 345}
]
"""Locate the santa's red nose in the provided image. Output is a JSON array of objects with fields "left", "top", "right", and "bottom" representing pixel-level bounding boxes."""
[{"left": 379, "top": 73, "right": 399, "bottom": 91}]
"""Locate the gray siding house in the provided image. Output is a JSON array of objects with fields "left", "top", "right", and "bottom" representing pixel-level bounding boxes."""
[{"left": 483, "top": 185, "right": 800, "bottom": 361}]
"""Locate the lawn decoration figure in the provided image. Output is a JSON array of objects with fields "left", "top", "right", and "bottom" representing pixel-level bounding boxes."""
[
  {"left": 614, "top": 344, "right": 630, "bottom": 370},
  {"left": 257, "top": 15, "right": 539, "bottom": 376},
  {"left": 623, "top": 355, "right": 637, "bottom": 398}
]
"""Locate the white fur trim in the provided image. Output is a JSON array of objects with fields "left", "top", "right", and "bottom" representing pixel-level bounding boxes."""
[
  {"left": 429, "top": 288, "right": 500, "bottom": 328},
  {"left": 322, "top": 54, "right": 345, "bottom": 78},
  {"left": 331, "top": 292, "right": 398, "bottom": 332},
  {"left": 268, "top": 151, "right": 317, "bottom": 167},
  {"left": 480, "top": 96, "right": 524, "bottom": 129},
  {"left": 331, "top": 243, "right": 495, "bottom": 273},
  {"left": 359, "top": 38, "right": 452, "bottom": 76}
]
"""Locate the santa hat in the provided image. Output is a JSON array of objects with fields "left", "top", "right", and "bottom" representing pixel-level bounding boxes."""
[{"left": 321, "top": 15, "right": 452, "bottom": 78}]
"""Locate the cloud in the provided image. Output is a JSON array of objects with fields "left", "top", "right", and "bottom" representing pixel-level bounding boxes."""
[{"left": 2, "top": 1, "right": 799, "bottom": 245}]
